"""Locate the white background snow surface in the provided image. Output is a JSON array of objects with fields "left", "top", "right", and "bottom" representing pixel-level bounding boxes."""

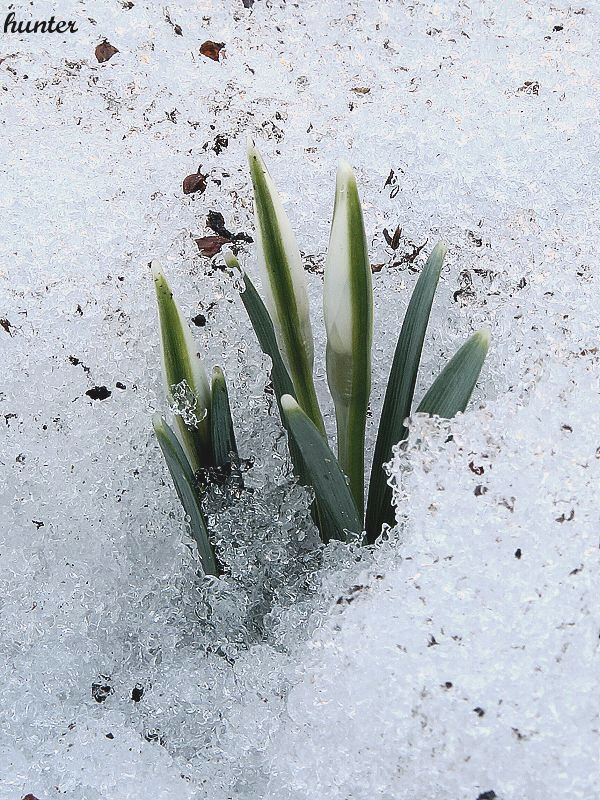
[{"left": 0, "top": 1, "right": 598, "bottom": 799}]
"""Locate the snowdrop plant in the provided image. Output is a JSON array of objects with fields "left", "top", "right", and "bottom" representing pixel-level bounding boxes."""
[
  {"left": 237, "top": 142, "right": 489, "bottom": 545},
  {"left": 152, "top": 144, "right": 489, "bottom": 571},
  {"left": 152, "top": 263, "right": 239, "bottom": 576}
]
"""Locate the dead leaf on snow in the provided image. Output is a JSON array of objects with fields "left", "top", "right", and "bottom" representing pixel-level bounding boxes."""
[
  {"left": 200, "top": 41, "right": 225, "bottom": 62},
  {"left": 95, "top": 40, "right": 119, "bottom": 63}
]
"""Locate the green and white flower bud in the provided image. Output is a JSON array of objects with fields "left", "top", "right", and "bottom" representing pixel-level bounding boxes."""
[
  {"left": 247, "top": 140, "right": 324, "bottom": 433},
  {"left": 152, "top": 261, "right": 212, "bottom": 470},
  {"left": 323, "top": 160, "right": 373, "bottom": 515}
]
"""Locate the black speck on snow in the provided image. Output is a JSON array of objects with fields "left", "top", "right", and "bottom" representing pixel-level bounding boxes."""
[
  {"left": 86, "top": 386, "right": 112, "bottom": 401},
  {"left": 91, "top": 681, "right": 113, "bottom": 702},
  {"left": 131, "top": 683, "right": 144, "bottom": 702},
  {"left": 477, "top": 792, "right": 497, "bottom": 800}
]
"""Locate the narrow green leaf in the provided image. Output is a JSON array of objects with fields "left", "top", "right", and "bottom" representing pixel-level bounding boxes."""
[
  {"left": 365, "top": 242, "right": 447, "bottom": 543},
  {"left": 152, "top": 262, "right": 212, "bottom": 472},
  {"left": 210, "top": 366, "right": 239, "bottom": 467},
  {"left": 247, "top": 141, "right": 325, "bottom": 435},
  {"left": 324, "top": 160, "right": 373, "bottom": 517},
  {"left": 417, "top": 329, "right": 490, "bottom": 417},
  {"left": 152, "top": 414, "right": 219, "bottom": 576},
  {"left": 280, "top": 395, "right": 363, "bottom": 543}
]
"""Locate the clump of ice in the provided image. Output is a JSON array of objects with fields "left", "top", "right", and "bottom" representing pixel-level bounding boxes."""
[{"left": 1, "top": 0, "right": 598, "bottom": 798}]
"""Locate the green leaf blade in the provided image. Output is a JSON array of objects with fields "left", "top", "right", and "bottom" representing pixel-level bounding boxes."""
[
  {"left": 280, "top": 395, "right": 362, "bottom": 544},
  {"left": 417, "top": 329, "right": 490, "bottom": 418},
  {"left": 152, "top": 414, "right": 219, "bottom": 576},
  {"left": 365, "top": 242, "right": 447, "bottom": 543}
]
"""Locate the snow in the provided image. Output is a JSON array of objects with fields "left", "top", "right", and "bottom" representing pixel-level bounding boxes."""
[{"left": 0, "top": 1, "right": 597, "bottom": 799}]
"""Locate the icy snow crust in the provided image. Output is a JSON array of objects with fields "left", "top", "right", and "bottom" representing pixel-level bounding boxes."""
[{"left": 0, "top": 1, "right": 598, "bottom": 798}]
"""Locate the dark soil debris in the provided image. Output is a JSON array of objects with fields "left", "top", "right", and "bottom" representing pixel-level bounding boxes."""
[
  {"left": 165, "top": 10, "right": 183, "bottom": 35},
  {"left": 209, "top": 133, "right": 229, "bottom": 155},
  {"left": 383, "top": 225, "right": 402, "bottom": 250},
  {"left": 1, "top": 317, "right": 15, "bottom": 335},
  {"left": 207, "top": 210, "right": 252, "bottom": 243},
  {"left": 68, "top": 355, "right": 90, "bottom": 373},
  {"left": 91, "top": 680, "right": 114, "bottom": 703},
  {"left": 336, "top": 584, "right": 365, "bottom": 605},
  {"left": 517, "top": 80, "right": 539, "bottom": 96},
  {"left": 144, "top": 729, "right": 166, "bottom": 745}
]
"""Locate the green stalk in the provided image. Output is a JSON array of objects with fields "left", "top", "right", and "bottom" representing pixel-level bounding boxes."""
[
  {"left": 225, "top": 250, "right": 337, "bottom": 541},
  {"left": 280, "top": 395, "right": 362, "bottom": 543}
]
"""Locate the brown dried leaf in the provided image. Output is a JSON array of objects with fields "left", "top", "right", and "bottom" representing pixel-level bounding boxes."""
[
  {"left": 195, "top": 236, "right": 229, "bottom": 257},
  {"left": 95, "top": 40, "right": 119, "bottom": 63},
  {"left": 183, "top": 171, "right": 207, "bottom": 195},
  {"left": 200, "top": 41, "right": 225, "bottom": 62}
]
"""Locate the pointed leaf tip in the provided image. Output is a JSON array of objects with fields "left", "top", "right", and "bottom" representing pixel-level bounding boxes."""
[
  {"left": 416, "top": 329, "right": 490, "bottom": 419},
  {"left": 434, "top": 240, "right": 448, "bottom": 260},
  {"left": 151, "top": 412, "right": 163, "bottom": 431},
  {"left": 336, "top": 158, "right": 356, "bottom": 184},
  {"left": 281, "top": 393, "right": 296, "bottom": 412},
  {"left": 247, "top": 137, "right": 262, "bottom": 168},
  {"left": 475, "top": 327, "right": 491, "bottom": 349},
  {"left": 151, "top": 260, "right": 164, "bottom": 280},
  {"left": 222, "top": 248, "right": 239, "bottom": 270}
]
